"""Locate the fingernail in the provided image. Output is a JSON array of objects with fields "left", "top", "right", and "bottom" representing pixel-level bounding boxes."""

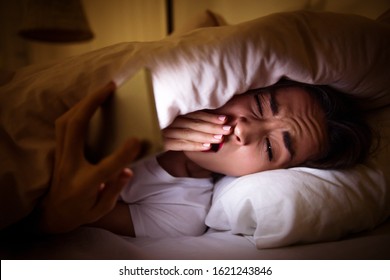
[
  {"left": 202, "top": 143, "right": 212, "bottom": 152},
  {"left": 218, "top": 115, "right": 227, "bottom": 122},
  {"left": 223, "top": 125, "right": 232, "bottom": 131},
  {"left": 202, "top": 143, "right": 220, "bottom": 153},
  {"left": 213, "top": 134, "right": 223, "bottom": 140}
]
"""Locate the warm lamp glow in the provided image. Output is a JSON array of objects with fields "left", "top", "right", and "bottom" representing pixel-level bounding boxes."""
[{"left": 19, "top": 0, "right": 94, "bottom": 43}]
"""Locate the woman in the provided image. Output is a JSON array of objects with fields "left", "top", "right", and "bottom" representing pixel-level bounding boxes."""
[{"left": 36, "top": 80, "right": 373, "bottom": 237}]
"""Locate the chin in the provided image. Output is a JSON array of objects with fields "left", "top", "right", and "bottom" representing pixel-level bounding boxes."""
[
  {"left": 184, "top": 150, "right": 223, "bottom": 173},
  {"left": 184, "top": 152, "right": 233, "bottom": 176},
  {"left": 184, "top": 151, "right": 258, "bottom": 177}
]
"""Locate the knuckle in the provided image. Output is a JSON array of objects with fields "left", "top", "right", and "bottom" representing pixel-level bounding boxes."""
[{"left": 190, "top": 120, "right": 205, "bottom": 130}]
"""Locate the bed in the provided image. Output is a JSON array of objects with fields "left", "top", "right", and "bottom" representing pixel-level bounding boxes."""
[{"left": 1, "top": 9, "right": 390, "bottom": 260}]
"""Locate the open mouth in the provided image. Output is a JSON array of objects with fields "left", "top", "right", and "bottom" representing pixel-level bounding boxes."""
[{"left": 209, "top": 142, "right": 223, "bottom": 153}]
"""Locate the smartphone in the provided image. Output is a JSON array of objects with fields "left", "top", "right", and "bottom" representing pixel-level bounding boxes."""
[{"left": 85, "top": 68, "right": 163, "bottom": 163}]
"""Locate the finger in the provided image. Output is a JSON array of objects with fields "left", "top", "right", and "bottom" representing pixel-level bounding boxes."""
[
  {"left": 164, "top": 138, "right": 211, "bottom": 152},
  {"left": 169, "top": 117, "right": 232, "bottom": 136},
  {"left": 62, "top": 83, "right": 116, "bottom": 158},
  {"left": 54, "top": 99, "right": 82, "bottom": 173},
  {"left": 185, "top": 111, "right": 228, "bottom": 124},
  {"left": 163, "top": 127, "right": 224, "bottom": 144},
  {"left": 93, "top": 168, "right": 133, "bottom": 216},
  {"left": 55, "top": 82, "right": 115, "bottom": 125},
  {"left": 94, "top": 138, "right": 141, "bottom": 184}
]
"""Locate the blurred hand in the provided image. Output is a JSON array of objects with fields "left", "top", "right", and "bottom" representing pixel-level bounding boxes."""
[
  {"left": 39, "top": 83, "right": 141, "bottom": 234},
  {"left": 162, "top": 111, "right": 232, "bottom": 152}
]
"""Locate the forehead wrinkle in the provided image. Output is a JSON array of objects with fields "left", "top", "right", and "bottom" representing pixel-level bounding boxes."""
[
  {"left": 276, "top": 109, "right": 326, "bottom": 166},
  {"left": 274, "top": 87, "right": 327, "bottom": 164},
  {"left": 293, "top": 113, "right": 326, "bottom": 164}
]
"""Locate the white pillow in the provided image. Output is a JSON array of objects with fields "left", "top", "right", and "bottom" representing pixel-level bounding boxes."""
[{"left": 206, "top": 158, "right": 389, "bottom": 248}]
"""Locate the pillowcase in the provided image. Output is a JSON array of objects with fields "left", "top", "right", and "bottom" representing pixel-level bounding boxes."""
[
  {"left": 1, "top": 9, "right": 389, "bottom": 234},
  {"left": 206, "top": 145, "right": 390, "bottom": 248}
]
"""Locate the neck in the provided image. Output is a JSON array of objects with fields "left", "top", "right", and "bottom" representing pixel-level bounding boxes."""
[{"left": 157, "top": 151, "right": 212, "bottom": 178}]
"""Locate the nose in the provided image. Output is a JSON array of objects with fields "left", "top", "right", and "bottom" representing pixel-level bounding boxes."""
[{"left": 233, "top": 117, "right": 264, "bottom": 145}]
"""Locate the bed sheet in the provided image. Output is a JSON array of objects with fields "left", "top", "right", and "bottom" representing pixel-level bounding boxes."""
[
  {"left": 127, "top": 220, "right": 390, "bottom": 260},
  {"left": 2, "top": 219, "right": 390, "bottom": 260}
]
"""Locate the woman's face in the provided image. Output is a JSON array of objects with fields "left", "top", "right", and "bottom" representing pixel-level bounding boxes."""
[{"left": 184, "top": 86, "right": 328, "bottom": 176}]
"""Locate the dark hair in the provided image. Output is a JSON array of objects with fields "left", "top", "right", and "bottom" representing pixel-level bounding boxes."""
[
  {"left": 303, "top": 84, "right": 374, "bottom": 169},
  {"left": 271, "top": 80, "right": 375, "bottom": 169}
]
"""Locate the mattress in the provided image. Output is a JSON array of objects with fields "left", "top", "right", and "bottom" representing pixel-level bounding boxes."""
[{"left": 2, "top": 218, "right": 390, "bottom": 260}]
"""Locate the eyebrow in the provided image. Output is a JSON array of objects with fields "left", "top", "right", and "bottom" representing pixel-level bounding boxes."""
[
  {"left": 254, "top": 90, "right": 276, "bottom": 116},
  {"left": 269, "top": 90, "right": 279, "bottom": 115},
  {"left": 254, "top": 94, "right": 263, "bottom": 116},
  {"left": 283, "top": 131, "right": 295, "bottom": 160}
]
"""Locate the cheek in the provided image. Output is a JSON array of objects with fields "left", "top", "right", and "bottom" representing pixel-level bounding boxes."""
[
  {"left": 223, "top": 152, "right": 265, "bottom": 176},
  {"left": 187, "top": 148, "right": 266, "bottom": 177}
]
